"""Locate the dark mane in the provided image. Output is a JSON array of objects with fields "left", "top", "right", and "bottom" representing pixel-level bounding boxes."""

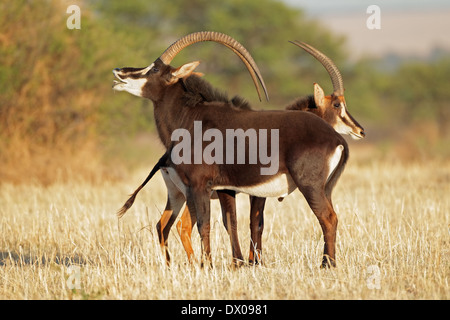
[
  {"left": 285, "top": 95, "right": 315, "bottom": 111},
  {"left": 181, "top": 75, "right": 251, "bottom": 110}
]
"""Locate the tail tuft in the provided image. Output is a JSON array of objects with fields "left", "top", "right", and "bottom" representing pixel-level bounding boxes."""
[
  {"left": 115, "top": 151, "right": 170, "bottom": 219},
  {"left": 117, "top": 193, "right": 138, "bottom": 219}
]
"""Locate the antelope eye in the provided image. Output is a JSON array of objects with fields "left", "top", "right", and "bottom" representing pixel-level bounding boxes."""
[
  {"left": 146, "top": 67, "right": 159, "bottom": 75},
  {"left": 334, "top": 103, "right": 341, "bottom": 108}
]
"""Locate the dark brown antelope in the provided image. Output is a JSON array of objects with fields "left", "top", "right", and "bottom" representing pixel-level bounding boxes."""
[
  {"left": 117, "top": 38, "right": 365, "bottom": 266},
  {"left": 115, "top": 32, "right": 268, "bottom": 266},
  {"left": 114, "top": 32, "right": 364, "bottom": 268}
]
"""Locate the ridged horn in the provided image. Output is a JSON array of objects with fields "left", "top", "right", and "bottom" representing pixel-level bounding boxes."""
[
  {"left": 289, "top": 40, "right": 344, "bottom": 96},
  {"left": 159, "top": 31, "right": 269, "bottom": 102}
]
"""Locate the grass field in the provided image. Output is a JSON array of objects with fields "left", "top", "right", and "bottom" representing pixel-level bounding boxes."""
[{"left": 0, "top": 158, "right": 448, "bottom": 300}]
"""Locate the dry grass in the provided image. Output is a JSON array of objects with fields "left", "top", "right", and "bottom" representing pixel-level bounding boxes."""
[{"left": 0, "top": 159, "right": 448, "bottom": 300}]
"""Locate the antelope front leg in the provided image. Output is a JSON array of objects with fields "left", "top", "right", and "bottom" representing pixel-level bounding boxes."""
[
  {"left": 217, "top": 190, "right": 244, "bottom": 267},
  {"left": 249, "top": 196, "right": 266, "bottom": 265},
  {"left": 187, "top": 187, "right": 212, "bottom": 268}
]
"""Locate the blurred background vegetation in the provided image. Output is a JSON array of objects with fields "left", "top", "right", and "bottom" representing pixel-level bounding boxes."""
[{"left": 1, "top": 0, "right": 449, "bottom": 184}]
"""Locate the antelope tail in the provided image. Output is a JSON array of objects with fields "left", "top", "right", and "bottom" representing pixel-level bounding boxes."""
[{"left": 117, "top": 152, "right": 170, "bottom": 218}]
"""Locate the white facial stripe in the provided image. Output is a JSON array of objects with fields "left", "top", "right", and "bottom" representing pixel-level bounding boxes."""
[
  {"left": 336, "top": 103, "right": 364, "bottom": 139},
  {"left": 141, "top": 63, "right": 154, "bottom": 74},
  {"left": 331, "top": 102, "right": 355, "bottom": 136},
  {"left": 113, "top": 77, "right": 147, "bottom": 97},
  {"left": 333, "top": 117, "right": 350, "bottom": 135},
  {"left": 113, "top": 64, "right": 152, "bottom": 97},
  {"left": 131, "top": 78, "right": 148, "bottom": 97},
  {"left": 340, "top": 102, "right": 347, "bottom": 118}
]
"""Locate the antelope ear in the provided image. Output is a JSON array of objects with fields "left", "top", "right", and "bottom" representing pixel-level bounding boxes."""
[
  {"left": 313, "top": 83, "right": 325, "bottom": 108},
  {"left": 171, "top": 61, "right": 201, "bottom": 80}
]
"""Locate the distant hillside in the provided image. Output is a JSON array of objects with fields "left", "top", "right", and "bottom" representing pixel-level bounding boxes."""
[{"left": 316, "top": 10, "right": 450, "bottom": 61}]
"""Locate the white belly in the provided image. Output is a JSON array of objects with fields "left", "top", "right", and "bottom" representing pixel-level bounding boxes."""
[
  {"left": 162, "top": 167, "right": 297, "bottom": 199},
  {"left": 214, "top": 173, "right": 296, "bottom": 198}
]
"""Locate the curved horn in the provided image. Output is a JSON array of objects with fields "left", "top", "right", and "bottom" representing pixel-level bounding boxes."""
[
  {"left": 289, "top": 40, "right": 344, "bottom": 96},
  {"left": 159, "top": 31, "right": 269, "bottom": 101}
]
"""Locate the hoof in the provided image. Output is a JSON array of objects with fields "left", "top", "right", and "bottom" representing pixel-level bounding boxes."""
[
  {"left": 230, "top": 259, "right": 246, "bottom": 269},
  {"left": 320, "top": 256, "right": 336, "bottom": 268}
]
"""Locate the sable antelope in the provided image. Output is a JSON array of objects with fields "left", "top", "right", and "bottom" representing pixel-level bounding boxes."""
[
  {"left": 114, "top": 32, "right": 268, "bottom": 266},
  {"left": 113, "top": 32, "right": 364, "bottom": 268},
  {"left": 119, "top": 87, "right": 364, "bottom": 265}
]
